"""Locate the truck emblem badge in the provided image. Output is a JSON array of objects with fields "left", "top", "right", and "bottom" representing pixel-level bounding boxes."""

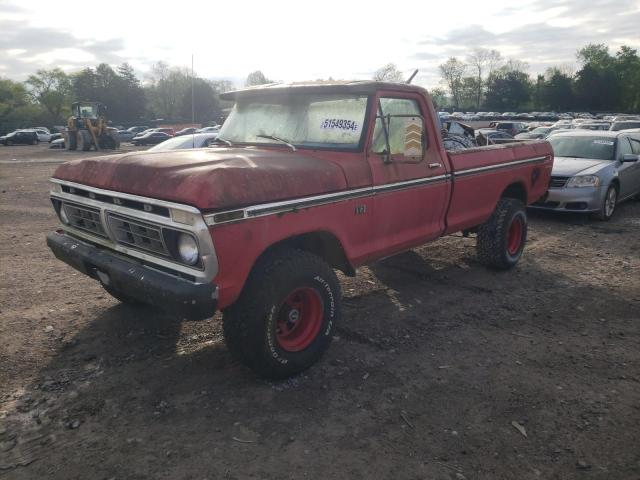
[
  {"left": 113, "top": 198, "right": 123, "bottom": 205},
  {"left": 355, "top": 205, "right": 367, "bottom": 215},
  {"left": 144, "top": 204, "right": 152, "bottom": 212}
]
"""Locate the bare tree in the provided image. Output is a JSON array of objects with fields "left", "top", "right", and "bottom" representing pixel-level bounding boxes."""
[
  {"left": 466, "top": 48, "right": 502, "bottom": 109},
  {"left": 373, "top": 63, "right": 404, "bottom": 82},
  {"left": 502, "top": 59, "right": 529, "bottom": 73},
  {"left": 439, "top": 57, "right": 467, "bottom": 108}
]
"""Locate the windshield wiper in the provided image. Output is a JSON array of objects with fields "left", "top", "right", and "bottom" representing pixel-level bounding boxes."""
[
  {"left": 256, "top": 134, "right": 296, "bottom": 152},
  {"left": 210, "top": 137, "right": 233, "bottom": 147}
]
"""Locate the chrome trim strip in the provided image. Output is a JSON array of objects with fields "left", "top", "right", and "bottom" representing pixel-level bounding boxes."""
[
  {"left": 205, "top": 174, "right": 451, "bottom": 225},
  {"left": 50, "top": 179, "right": 202, "bottom": 214},
  {"left": 453, "top": 156, "right": 547, "bottom": 177}
]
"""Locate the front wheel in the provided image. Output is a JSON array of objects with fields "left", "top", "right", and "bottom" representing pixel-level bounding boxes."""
[
  {"left": 476, "top": 198, "right": 527, "bottom": 270},
  {"left": 223, "top": 248, "right": 341, "bottom": 379},
  {"left": 593, "top": 184, "right": 617, "bottom": 221}
]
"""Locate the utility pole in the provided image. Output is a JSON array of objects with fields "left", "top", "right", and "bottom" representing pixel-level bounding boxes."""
[{"left": 191, "top": 54, "right": 195, "bottom": 124}]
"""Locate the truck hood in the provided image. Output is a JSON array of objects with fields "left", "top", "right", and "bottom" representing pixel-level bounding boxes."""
[
  {"left": 552, "top": 157, "right": 611, "bottom": 176},
  {"left": 52, "top": 147, "right": 348, "bottom": 211}
]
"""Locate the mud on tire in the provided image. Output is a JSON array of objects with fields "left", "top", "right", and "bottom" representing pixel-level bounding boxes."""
[
  {"left": 476, "top": 198, "right": 527, "bottom": 270},
  {"left": 222, "top": 248, "right": 341, "bottom": 379}
]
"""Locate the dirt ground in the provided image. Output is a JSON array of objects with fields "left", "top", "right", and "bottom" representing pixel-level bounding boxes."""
[{"left": 1, "top": 145, "right": 639, "bottom": 480}]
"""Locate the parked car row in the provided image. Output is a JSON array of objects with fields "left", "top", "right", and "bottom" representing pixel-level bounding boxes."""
[
  {"left": 0, "top": 127, "right": 53, "bottom": 145},
  {"left": 439, "top": 111, "right": 640, "bottom": 123}
]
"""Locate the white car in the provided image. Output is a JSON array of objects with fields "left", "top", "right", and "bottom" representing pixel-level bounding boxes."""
[
  {"left": 147, "top": 133, "right": 220, "bottom": 152},
  {"left": 196, "top": 126, "right": 221, "bottom": 134}
]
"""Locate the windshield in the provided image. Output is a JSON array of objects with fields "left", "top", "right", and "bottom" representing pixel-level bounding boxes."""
[
  {"left": 532, "top": 127, "right": 551, "bottom": 135},
  {"left": 549, "top": 136, "right": 616, "bottom": 160},
  {"left": 219, "top": 93, "right": 369, "bottom": 150}
]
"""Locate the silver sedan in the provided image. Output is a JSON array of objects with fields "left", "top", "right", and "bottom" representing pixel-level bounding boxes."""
[{"left": 531, "top": 130, "right": 640, "bottom": 220}]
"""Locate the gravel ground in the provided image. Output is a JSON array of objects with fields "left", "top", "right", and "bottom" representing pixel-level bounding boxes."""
[{"left": 0, "top": 145, "right": 639, "bottom": 480}]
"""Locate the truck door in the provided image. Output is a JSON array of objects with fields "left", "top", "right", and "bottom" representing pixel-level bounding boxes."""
[{"left": 366, "top": 92, "right": 450, "bottom": 254}]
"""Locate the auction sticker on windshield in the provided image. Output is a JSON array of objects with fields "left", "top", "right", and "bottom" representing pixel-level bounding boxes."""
[
  {"left": 593, "top": 140, "right": 615, "bottom": 145},
  {"left": 320, "top": 118, "right": 361, "bottom": 133}
]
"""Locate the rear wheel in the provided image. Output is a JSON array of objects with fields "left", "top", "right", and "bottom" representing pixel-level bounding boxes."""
[
  {"left": 65, "top": 131, "right": 77, "bottom": 150},
  {"left": 223, "top": 248, "right": 341, "bottom": 378},
  {"left": 593, "top": 184, "right": 617, "bottom": 221},
  {"left": 477, "top": 198, "right": 527, "bottom": 270},
  {"left": 78, "top": 130, "right": 92, "bottom": 151}
]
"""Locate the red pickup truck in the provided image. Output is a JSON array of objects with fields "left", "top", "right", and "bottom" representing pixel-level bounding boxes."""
[{"left": 47, "top": 81, "right": 553, "bottom": 378}]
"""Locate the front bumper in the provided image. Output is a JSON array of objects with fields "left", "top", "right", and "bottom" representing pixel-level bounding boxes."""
[
  {"left": 47, "top": 231, "right": 217, "bottom": 320},
  {"left": 529, "top": 185, "right": 605, "bottom": 213}
]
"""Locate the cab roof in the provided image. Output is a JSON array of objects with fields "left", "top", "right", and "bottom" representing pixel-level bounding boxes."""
[{"left": 220, "top": 81, "right": 428, "bottom": 100}]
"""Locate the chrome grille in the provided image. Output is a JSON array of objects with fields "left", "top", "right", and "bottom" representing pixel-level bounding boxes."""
[
  {"left": 107, "top": 213, "right": 168, "bottom": 256},
  {"left": 550, "top": 176, "right": 569, "bottom": 188},
  {"left": 62, "top": 203, "right": 107, "bottom": 237}
]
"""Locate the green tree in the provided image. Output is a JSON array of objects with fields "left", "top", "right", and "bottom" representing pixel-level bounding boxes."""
[
  {"left": 245, "top": 71, "right": 272, "bottom": 87},
  {"left": 458, "top": 77, "right": 481, "bottom": 110},
  {"left": 484, "top": 70, "right": 532, "bottom": 111},
  {"left": 25, "top": 68, "right": 73, "bottom": 122},
  {"left": 180, "top": 79, "right": 220, "bottom": 124},
  {"left": 577, "top": 44, "right": 613, "bottom": 69},
  {"left": 541, "top": 68, "right": 574, "bottom": 111},
  {"left": 429, "top": 87, "right": 448, "bottom": 109},
  {"left": 614, "top": 46, "right": 640, "bottom": 112},
  {"left": 0, "top": 77, "right": 43, "bottom": 133},
  {"left": 439, "top": 57, "right": 467, "bottom": 108}
]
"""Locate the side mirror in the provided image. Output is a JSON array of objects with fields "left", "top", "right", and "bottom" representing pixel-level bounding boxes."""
[{"left": 622, "top": 153, "right": 639, "bottom": 162}]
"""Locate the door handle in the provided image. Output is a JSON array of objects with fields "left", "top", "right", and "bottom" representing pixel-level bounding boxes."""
[{"left": 428, "top": 162, "right": 442, "bottom": 169}]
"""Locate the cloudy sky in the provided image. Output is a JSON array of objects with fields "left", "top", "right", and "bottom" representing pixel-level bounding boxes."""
[{"left": 1, "top": 0, "right": 639, "bottom": 88}]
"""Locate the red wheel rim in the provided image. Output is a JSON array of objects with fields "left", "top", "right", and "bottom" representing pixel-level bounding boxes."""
[
  {"left": 507, "top": 216, "right": 523, "bottom": 256},
  {"left": 276, "top": 287, "right": 323, "bottom": 352}
]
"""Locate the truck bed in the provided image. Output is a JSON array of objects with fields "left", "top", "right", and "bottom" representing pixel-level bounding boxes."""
[{"left": 444, "top": 141, "right": 554, "bottom": 234}]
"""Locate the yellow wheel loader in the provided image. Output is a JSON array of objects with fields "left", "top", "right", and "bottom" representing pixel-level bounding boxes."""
[{"left": 65, "top": 102, "right": 120, "bottom": 151}]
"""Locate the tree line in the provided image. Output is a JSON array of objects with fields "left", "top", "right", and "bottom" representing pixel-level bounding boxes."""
[
  {"left": 435, "top": 43, "right": 639, "bottom": 113},
  {"left": 0, "top": 64, "right": 272, "bottom": 134}
]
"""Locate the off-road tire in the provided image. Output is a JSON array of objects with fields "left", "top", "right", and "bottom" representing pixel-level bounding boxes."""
[
  {"left": 65, "top": 132, "right": 77, "bottom": 151},
  {"left": 593, "top": 184, "right": 617, "bottom": 221},
  {"left": 222, "top": 248, "right": 341, "bottom": 379},
  {"left": 476, "top": 198, "right": 527, "bottom": 270},
  {"left": 78, "top": 130, "right": 92, "bottom": 151},
  {"left": 102, "top": 285, "right": 144, "bottom": 306}
]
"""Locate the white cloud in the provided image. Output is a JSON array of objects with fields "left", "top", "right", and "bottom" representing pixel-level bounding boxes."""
[{"left": 0, "top": 0, "right": 638, "bottom": 88}]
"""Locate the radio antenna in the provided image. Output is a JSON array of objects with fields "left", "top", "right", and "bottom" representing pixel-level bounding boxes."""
[
  {"left": 191, "top": 54, "right": 195, "bottom": 148},
  {"left": 406, "top": 69, "right": 418, "bottom": 84}
]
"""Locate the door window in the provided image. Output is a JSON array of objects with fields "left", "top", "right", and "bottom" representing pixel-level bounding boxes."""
[
  {"left": 372, "top": 98, "right": 424, "bottom": 155},
  {"left": 618, "top": 137, "right": 633, "bottom": 158}
]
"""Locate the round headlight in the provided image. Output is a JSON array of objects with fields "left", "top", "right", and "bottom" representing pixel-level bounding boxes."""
[
  {"left": 177, "top": 233, "right": 199, "bottom": 265},
  {"left": 59, "top": 205, "right": 70, "bottom": 224}
]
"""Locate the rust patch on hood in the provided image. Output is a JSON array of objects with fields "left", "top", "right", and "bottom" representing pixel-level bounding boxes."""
[{"left": 53, "top": 147, "right": 348, "bottom": 211}]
